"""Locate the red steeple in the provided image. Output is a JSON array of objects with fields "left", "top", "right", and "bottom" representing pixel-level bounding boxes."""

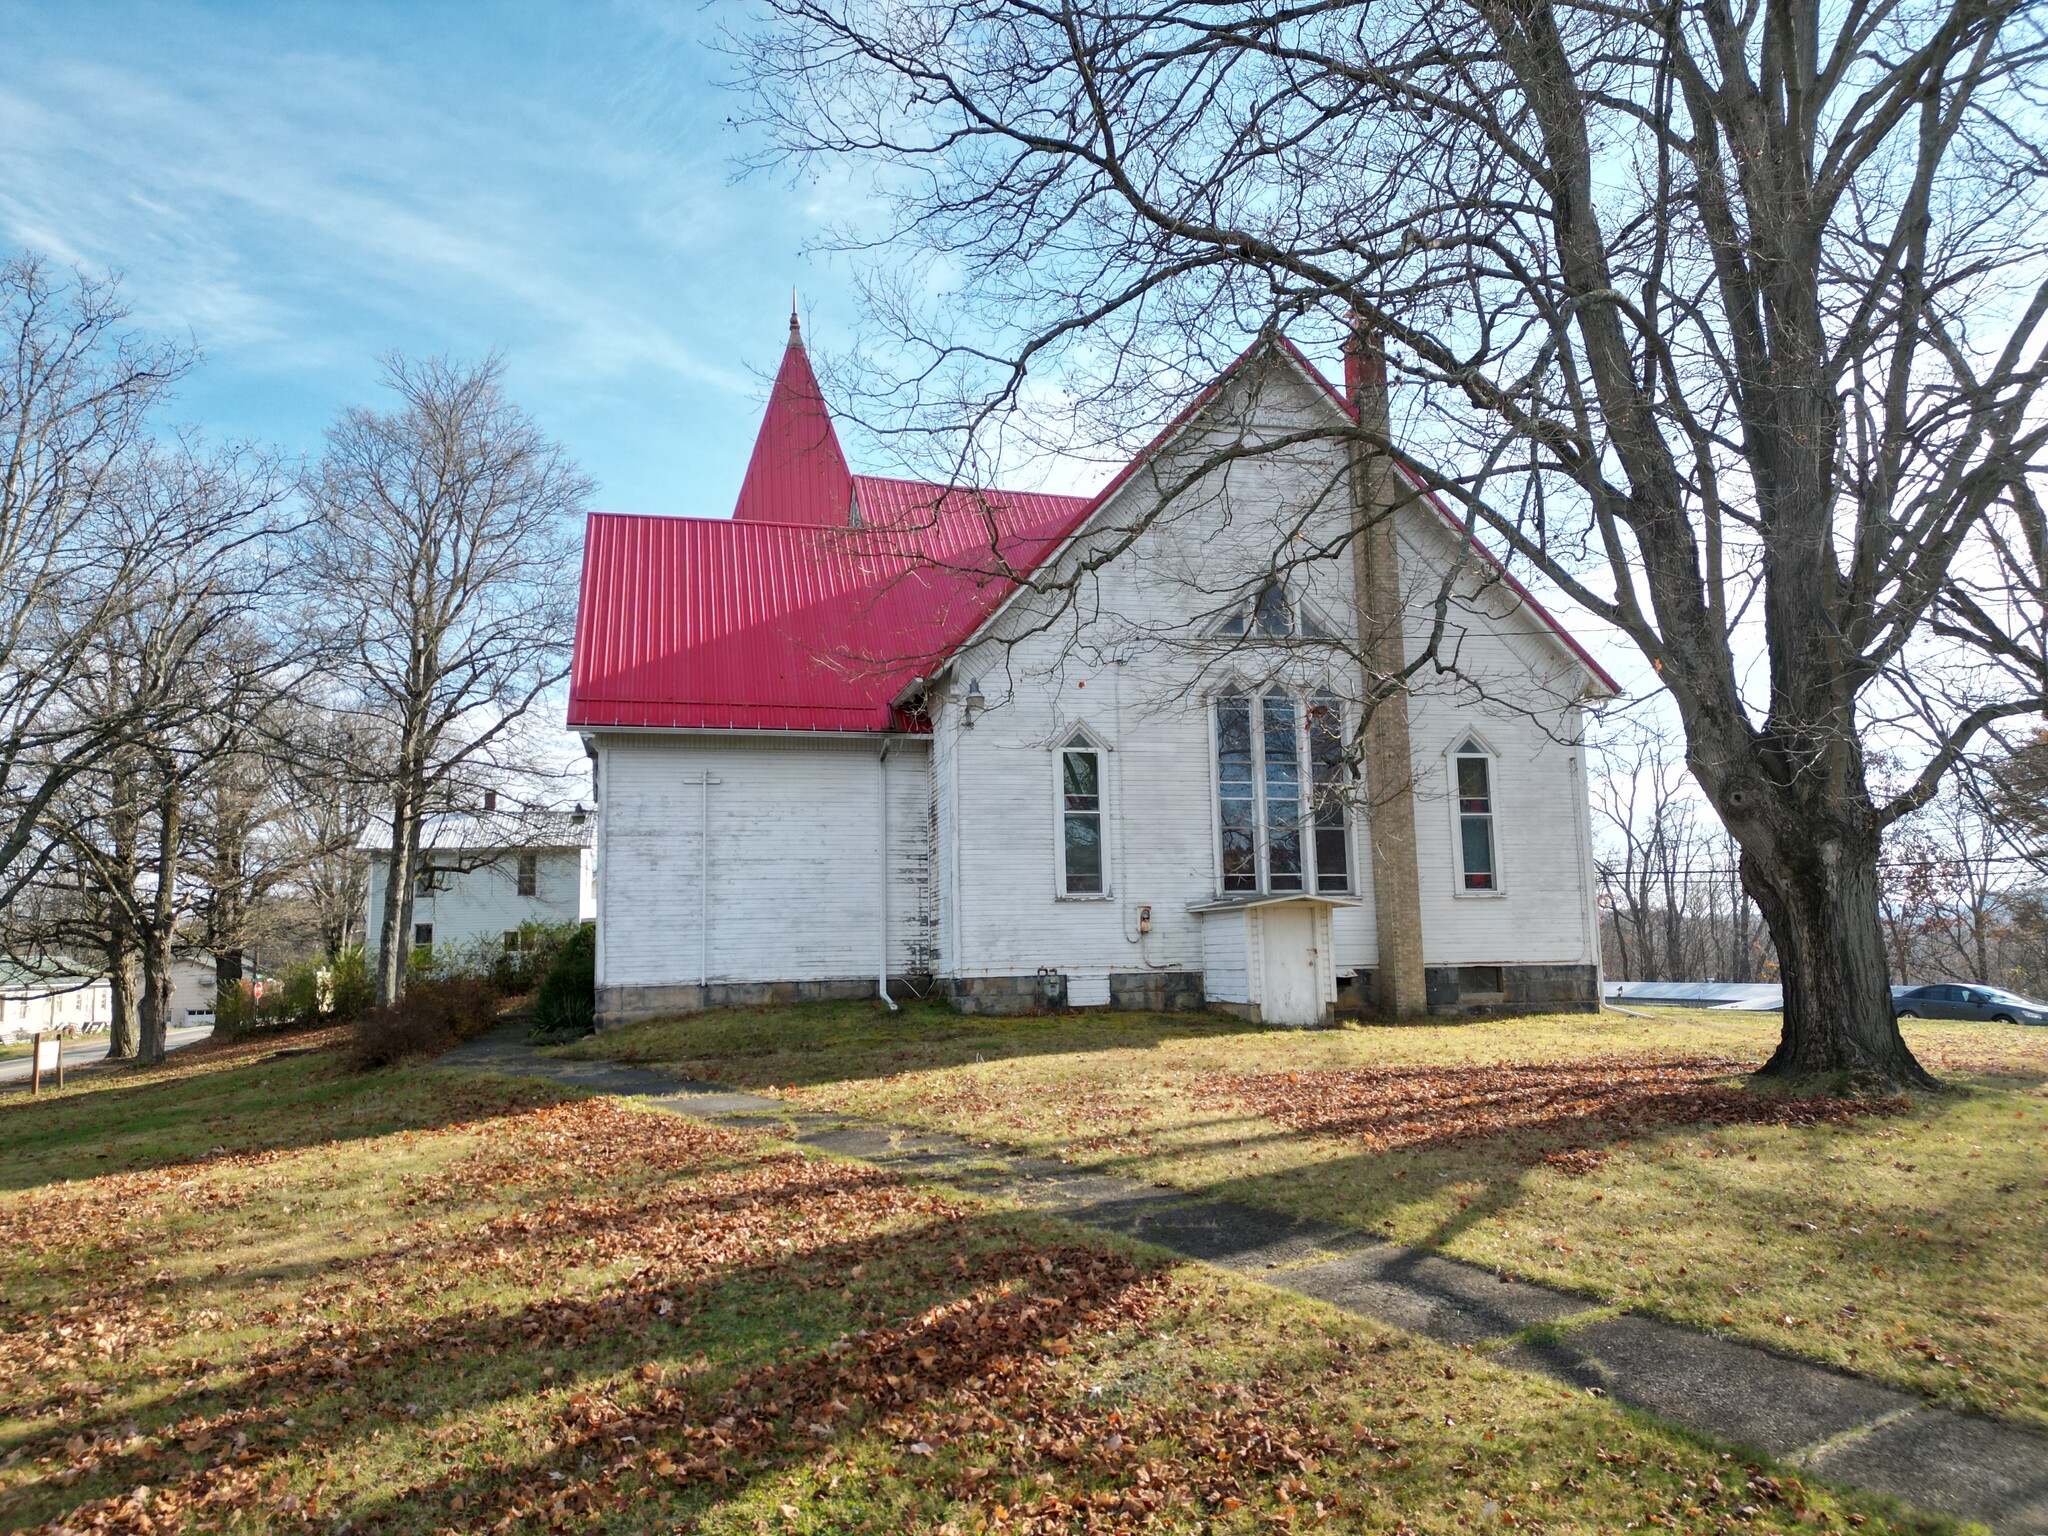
[{"left": 732, "top": 306, "right": 854, "bottom": 526}]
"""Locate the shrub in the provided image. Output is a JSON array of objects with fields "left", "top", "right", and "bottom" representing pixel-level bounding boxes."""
[
  {"left": 215, "top": 948, "right": 377, "bottom": 1037},
  {"left": 212, "top": 979, "right": 261, "bottom": 1037},
  {"left": 530, "top": 923, "right": 596, "bottom": 1042},
  {"left": 327, "top": 946, "right": 375, "bottom": 1020},
  {"left": 351, "top": 976, "right": 502, "bottom": 1068},
  {"left": 275, "top": 962, "right": 325, "bottom": 1026},
  {"left": 405, "top": 922, "right": 580, "bottom": 995}
]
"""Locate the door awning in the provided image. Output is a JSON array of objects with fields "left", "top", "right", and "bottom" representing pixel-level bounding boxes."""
[{"left": 1185, "top": 893, "right": 1363, "bottom": 914}]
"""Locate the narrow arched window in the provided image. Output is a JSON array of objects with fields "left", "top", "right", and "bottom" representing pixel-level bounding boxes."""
[
  {"left": 1308, "top": 693, "right": 1351, "bottom": 892},
  {"left": 1216, "top": 696, "right": 1258, "bottom": 890},
  {"left": 1059, "top": 734, "right": 1105, "bottom": 895},
  {"left": 1454, "top": 738, "right": 1498, "bottom": 892},
  {"left": 1262, "top": 688, "right": 1303, "bottom": 890}
]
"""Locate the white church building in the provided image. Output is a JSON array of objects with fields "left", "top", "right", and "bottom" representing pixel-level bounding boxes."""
[{"left": 570, "top": 320, "right": 1616, "bottom": 1028}]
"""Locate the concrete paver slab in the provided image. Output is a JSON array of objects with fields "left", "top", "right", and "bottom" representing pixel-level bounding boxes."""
[
  {"left": 1058, "top": 1193, "right": 1341, "bottom": 1267},
  {"left": 1280, "top": 1247, "right": 1590, "bottom": 1346},
  {"left": 1525, "top": 1315, "right": 1918, "bottom": 1456},
  {"left": 1807, "top": 1405, "right": 2048, "bottom": 1532}
]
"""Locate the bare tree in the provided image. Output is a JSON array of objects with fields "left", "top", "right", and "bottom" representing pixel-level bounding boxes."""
[
  {"left": 1879, "top": 773, "right": 2027, "bottom": 984},
  {"left": 258, "top": 705, "right": 390, "bottom": 962},
  {"left": 0, "top": 254, "right": 189, "bottom": 905},
  {"left": 304, "top": 355, "right": 589, "bottom": 1005},
  {"left": 185, "top": 695, "right": 378, "bottom": 1006},
  {"left": 23, "top": 444, "right": 288, "bottom": 1059},
  {"left": 743, "top": 0, "right": 2048, "bottom": 1086}
]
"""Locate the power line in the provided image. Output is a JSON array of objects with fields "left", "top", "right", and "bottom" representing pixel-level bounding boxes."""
[{"left": 1598, "top": 851, "right": 2048, "bottom": 879}]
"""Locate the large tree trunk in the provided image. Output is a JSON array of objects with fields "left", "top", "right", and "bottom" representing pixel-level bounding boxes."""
[
  {"left": 1740, "top": 831, "right": 1936, "bottom": 1090},
  {"left": 375, "top": 774, "right": 425, "bottom": 1007},
  {"left": 138, "top": 933, "right": 172, "bottom": 1065},
  {"left": 213, "top": 947, "right": 243, "bottom": 1035},
  {"left": 375, "top": 831, "right": 405, "bottom": 1007},
  {"left": 104, "top": 926, "right": 140, "bottom": 1060},
  {"left": 137, "top": 774, "right": 181, "bottom": 1064}
]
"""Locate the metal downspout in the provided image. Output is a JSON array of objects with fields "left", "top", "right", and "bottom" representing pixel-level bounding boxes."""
[{"left": 878, "top": 739, "right": 898, "bottom": 1010}]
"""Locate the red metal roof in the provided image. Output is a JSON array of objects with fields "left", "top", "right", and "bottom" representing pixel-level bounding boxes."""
[
  {"left": 569, "top": 475, "right": 1088, "bottom": 732},
  {"left": 569, "top": 329, "right": 1616, "bottom": 735}
]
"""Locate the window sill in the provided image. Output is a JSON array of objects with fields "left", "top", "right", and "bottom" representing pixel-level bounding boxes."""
[
  {"left": 1452, "top": 888, "right": 1508, "bottom": 899},
  {"left": 1056, "top": 892, "right": 1115, "bottom": 902}
]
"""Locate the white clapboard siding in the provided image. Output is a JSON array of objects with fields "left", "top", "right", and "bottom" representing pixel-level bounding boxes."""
[
  {"left": 585, "top": 345, "right": 1603, "bottom": 999},
  {"left": 366, "top": 847, "right": 590, "bottom": 958},
  {"left": 595, "top": 732, "right": 933, "bottom": 988},
  {"left": 932, "top": 352, "right": 1599, "bottom": 984}
]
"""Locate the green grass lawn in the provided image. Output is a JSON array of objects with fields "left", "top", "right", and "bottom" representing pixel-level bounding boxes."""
[
  {"left": 562, "top": 1001, "right": 2048, "bottom": 1428},
  {"left": 0, "top": 1026, "right": 1963, "bottom": 1533}
]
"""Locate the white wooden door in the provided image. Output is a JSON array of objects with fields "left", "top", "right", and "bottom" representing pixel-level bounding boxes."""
[{"left": 1258, "top": 905, "right": 1321, "bottom": 1026}]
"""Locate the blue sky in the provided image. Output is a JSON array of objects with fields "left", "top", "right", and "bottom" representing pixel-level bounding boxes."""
[{"left": 0, "top": 0, "right": 857, "bottom": 519}]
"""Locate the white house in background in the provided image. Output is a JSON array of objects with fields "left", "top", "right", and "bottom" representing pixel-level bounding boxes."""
[
  {"left": 166, "top": 956, "right": 223, "bottom": 1029},
  {"left": 569, "top": 320, "right": 1618, "bottom": 1028},
  {"left": 361, "top": 805, "right": 596, "bottom": 961},
  {"left": 0, "top": 964, "right": 112, "bottom": 1041}
]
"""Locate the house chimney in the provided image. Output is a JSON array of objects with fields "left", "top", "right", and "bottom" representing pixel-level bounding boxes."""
[
  {"left": 1346, "top": 315, "right": 1429, "bottom": 1018},
  {"left": 483, "top": 789, "right": 497, "bottom": 813}
]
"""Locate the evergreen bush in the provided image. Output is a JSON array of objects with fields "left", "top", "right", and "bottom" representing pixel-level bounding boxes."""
[{"left": 529, "top": 923, "right": 596, "bottom": 1042}]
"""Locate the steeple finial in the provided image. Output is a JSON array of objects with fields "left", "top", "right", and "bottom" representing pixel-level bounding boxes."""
[{"left": 790, "top": 290, "right": 801, "bottom": 342}]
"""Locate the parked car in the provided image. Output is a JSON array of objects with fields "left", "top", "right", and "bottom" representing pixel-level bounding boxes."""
[{"left": 1891, "top": 983, "right": 2048, "bottom": 1025}]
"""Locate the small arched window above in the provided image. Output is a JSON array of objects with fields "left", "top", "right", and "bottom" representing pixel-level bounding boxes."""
[{"left": 1215, "top": 584, "right": 1338, "bottom": 641}]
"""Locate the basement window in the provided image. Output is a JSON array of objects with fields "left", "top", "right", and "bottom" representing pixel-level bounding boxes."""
[
  {"left": 1058, "top": 734, "right": 1106, "bottom": 896},
  {"left": 1458, "top": 965, "right": 1505, "bottom": 1000}
]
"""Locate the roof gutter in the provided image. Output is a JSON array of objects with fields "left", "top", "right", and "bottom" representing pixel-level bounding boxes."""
[{"left": 890, "top": 659, "right": 955, "bottom": 714}]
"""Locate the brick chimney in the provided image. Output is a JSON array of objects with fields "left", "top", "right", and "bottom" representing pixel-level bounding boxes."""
[{"left": 1346, "top": 317, "right": 1429, "bottom": 1017}]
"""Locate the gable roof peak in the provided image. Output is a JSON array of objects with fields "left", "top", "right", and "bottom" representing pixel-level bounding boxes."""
[{"left": 733, "top": 311, "right": 854, "bottom": 526}]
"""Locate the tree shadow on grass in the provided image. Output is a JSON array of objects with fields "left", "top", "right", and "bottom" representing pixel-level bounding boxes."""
[
  {"left": 5, "top": 1187, "right": 1176, "bottom": 1535},
  {"left": 0, "top": 1042, "right": 578, "bottom": 1193},
  {"left": 1136, "top": 1059, "right": 2045, "bottom": 1415}
]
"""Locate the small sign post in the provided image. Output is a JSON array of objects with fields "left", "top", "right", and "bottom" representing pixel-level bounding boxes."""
[{"left": 30, "top": 1033, "right": 61, "bottom": 1095}]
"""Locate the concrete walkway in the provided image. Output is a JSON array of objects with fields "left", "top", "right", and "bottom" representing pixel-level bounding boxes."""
[{"left": 439, "top": 1029, "right": 2048, "bottom": 1535}]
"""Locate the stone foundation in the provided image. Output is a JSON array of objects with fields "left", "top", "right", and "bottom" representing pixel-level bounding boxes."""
[
  {"left": 597, "top": 977, "right": 884, "bottom": 1029},
  {"left": 1420, "top": 963, "right": 1600, "bottom": 1017},
  {"left": 1108, "top": 971, "right": 1205, "bottom": 1013},
  {"left": 947, "top": 974, "right": 1069, "bottom": 1015}
]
